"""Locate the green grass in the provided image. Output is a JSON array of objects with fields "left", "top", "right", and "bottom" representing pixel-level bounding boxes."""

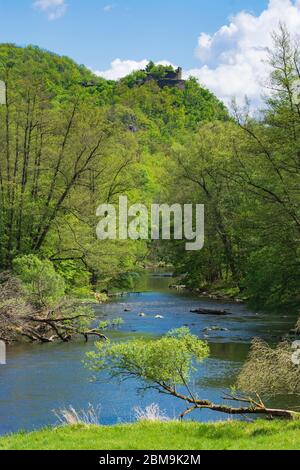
[{"left": 1, "top": 420, "right": 300, "bottom": 450}]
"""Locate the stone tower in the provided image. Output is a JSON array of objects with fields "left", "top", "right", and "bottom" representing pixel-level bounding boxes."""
[{"left": 176, "top": 67, "right": 183, "bottom": 80}]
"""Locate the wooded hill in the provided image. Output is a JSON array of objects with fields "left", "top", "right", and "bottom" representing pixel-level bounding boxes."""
[{"left": 0, "top": 30, "right": 299, "bottom": 312}]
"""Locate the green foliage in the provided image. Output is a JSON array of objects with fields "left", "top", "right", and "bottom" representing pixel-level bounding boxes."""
[
  {"left": 98, "top": 318, "right": 124, "bottom": 331},
  {"left": 87, "top": 328, "right": 209, "bottom": 387},
  {"left": 0, "top": 44, "right": 115, "bottom": 106},
  {"left": 108, "top": 272, "right": 141, "bottom": 291},
  {"left": 145, "top": 61, "right": 175, "bottom": 78},
  {"left": 182, "top": 78, "right": 228, "bottom": 127},
  {"left": 120, "top": 70, "right": 147, "bottom": 88},
  {"left": 0, "top": 29, "right": 299, "bottom": 312},
  {"left": 12, "top": 255, "right": 65, "bottom": 306},
  {"left": 165, "top": 27, "right": 300, "bottom": 310},
  {"left": 55, "top": 260, "right": 92, "bottom": 296},
  {"left": 0, "top": 47, "right": 227, "bottom": 297},
  {"left": 0, "top": 44, "right": 147, "bottom": 289},
  {"left": 117, "top": 63, "right": 228, "bottom": 132},
  {"left": 61, "top": 305, "right": 95, "bottom": 331},
  {"left": 244, "top": 246, "right": 300, "bottom": 310},
  {"left": 95, "top": 292, "right": 109, "bottom": 304}
]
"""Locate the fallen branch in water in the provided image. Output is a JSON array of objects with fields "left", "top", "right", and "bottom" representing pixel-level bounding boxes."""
[
  {"left": 0, "top": 273, "right": 117, "bottom": 344},
  {"left": 175, "top": 390, "right": 298, "bottom": 420},
  {"left": 0, "top": 305, "right": 110, "bottom": 344},
  {"left": 157, "top": 382, "right": 299, "bottom": 420}
]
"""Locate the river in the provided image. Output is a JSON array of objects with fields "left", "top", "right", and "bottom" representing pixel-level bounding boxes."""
[{"left": 0, "top": 272, "right": 298, "bottom": 435}]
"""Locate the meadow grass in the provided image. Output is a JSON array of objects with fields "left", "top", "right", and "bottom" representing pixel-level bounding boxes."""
[{"left": 1, "top": 420, "right": 300, "bottom": 450}]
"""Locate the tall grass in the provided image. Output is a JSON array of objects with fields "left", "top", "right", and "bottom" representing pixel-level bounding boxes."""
[{"left": 53, "top": 404, "right": 101, "bottom": 426}]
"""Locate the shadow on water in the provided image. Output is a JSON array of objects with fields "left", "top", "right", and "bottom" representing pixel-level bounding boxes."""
[{"left": 0, "top": 271, "right": 298, "bottom": 435}]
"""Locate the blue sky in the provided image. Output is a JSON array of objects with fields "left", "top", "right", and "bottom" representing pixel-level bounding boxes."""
[
  {"left": 0, "top": 0, "right": 268, "bottom": 70},
  {"left": 1, "top": 1, "right": 300, "bottom": 106}
]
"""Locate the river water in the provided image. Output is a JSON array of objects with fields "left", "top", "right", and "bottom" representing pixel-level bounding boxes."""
[{"left": 0, "top": 273, "right": 298, "bottom": 435}]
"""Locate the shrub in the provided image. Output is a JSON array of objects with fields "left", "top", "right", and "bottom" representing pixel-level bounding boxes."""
[
  {"left": 12, "top": 255, "right": 65, "bottom": 307},
  {"left": 244, "top": 246, "right": 300, "bottom": 310}
]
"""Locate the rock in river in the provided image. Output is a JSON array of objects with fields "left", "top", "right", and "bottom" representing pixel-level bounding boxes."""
[{"left": 190, "top": 308, "right": 231, "bottom": 316}]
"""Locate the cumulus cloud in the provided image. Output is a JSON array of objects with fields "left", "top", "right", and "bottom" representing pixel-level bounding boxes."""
[
  {"left": 34, "top": 0, "right": 67, "bottom": 20},
  {"left": 185, "top": 0, "right": 300, "bottom": 106},
  {"left": 94, "top": 59, "right": 176, "bottom": 81}
]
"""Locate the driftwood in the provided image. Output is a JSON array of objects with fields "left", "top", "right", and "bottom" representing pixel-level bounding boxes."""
[
  {"left": 190, "top": 308, "right": 231, "bottom": 316},
  {"left": 0, "top": 308, "right": 108, "bottom": 344}
]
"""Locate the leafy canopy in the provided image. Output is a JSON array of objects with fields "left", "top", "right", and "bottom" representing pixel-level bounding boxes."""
[
  {"left": 87, "top": 327, "right": 210, "bottom": 387},
  {"left": 12, "top": 255, "right": 65, "bottom": 307}
]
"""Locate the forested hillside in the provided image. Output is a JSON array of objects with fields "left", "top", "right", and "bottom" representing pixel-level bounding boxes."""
[
  {"left": 0, "top": 28, "right": 299, "bottom": 316},
  {"left": 0, "top": 44, "right": 226, "bottom": 293}
]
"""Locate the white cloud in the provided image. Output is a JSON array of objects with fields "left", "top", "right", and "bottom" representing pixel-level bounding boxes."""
[
  {"left": 94, "top": 59, "right": 176, "bottom": 81},
  {"left": 185, "top": 0, "right": 300, "bottom": 106},
  {"left": 103, "top": 4, "right": 114, "bottom": 13},
  {"left": 34, "top": 0, "right": 67, "bottom": 20}
]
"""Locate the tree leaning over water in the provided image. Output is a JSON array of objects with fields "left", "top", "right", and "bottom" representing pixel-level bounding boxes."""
[{"left": 87, "top": 328, "right": 300, "bottom": 420}]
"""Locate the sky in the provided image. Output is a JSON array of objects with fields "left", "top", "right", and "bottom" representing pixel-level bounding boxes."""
[{"left": 1, "top": 1, "right": 300, "bottom": 106}]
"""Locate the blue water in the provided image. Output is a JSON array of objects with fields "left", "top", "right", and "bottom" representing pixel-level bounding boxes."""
[{"left": 0, "top": 275, "right": 297, "bottom": 435}]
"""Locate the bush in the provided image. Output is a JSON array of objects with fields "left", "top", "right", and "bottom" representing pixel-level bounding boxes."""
[
  {"left": 54, "top": 260, "right": 92, "bottom": 296},
  {"left": 244, "top": 245, "right": 300, "bottom": 310},
  {"left": 109, "top": 272, "right": 140, "bottom": 291},
  {"left": 12, "top": 255, "right": 65, "bottom": 307}
]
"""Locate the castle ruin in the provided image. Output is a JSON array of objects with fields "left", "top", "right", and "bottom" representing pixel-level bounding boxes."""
[{"left": 146, "top": 67, "right": 186, "bottom": 90}]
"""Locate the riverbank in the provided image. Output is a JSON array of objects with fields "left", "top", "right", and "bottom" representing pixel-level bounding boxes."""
[{"left": 1, "top": 420, "right": 300, "bottom": 450}]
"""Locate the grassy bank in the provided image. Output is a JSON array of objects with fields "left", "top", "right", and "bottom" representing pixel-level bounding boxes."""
[{"left": 1, "top": 420, "right": 300, "bottom": 450}]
